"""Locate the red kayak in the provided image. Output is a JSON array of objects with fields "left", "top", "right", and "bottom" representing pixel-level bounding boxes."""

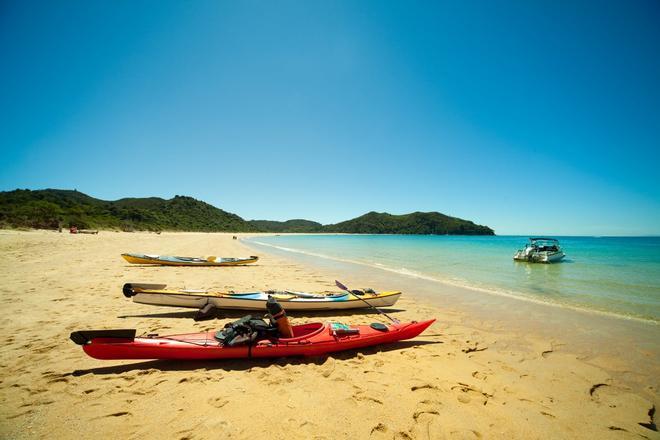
[{"left": 70, "top": 320, "right": 435, "bottom": 360}]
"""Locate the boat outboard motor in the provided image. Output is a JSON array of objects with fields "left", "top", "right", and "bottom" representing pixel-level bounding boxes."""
[{"left": 266, "top": 296, "right": 294, "bottom": 338}]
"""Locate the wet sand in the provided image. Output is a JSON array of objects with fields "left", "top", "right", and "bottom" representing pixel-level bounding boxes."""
[{"left": 0, "top": 230, "right": 657, "bottom": 439}]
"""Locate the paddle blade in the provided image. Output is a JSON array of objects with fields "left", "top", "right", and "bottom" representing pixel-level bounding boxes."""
[
  {"left": 335, "top": 280, "right": 349, "bottom": 291},
  {"left": 70, "top": 329, "right": 136, "bottom": 345},
  {"left": 206, "top": 256, "right": 217, "bottom": 262}
]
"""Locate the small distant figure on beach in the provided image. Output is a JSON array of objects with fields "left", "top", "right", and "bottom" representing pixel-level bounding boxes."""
[
  {"left": 70, "top": 226, "right": 99, "bottom": 235},
  {"left": 233, "top": 235, "right": 237, "bottom": 240}
]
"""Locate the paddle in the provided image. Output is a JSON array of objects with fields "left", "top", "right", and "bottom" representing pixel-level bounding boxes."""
[{"left": 335, "top": 280, "right": 399, "bottom": 323}]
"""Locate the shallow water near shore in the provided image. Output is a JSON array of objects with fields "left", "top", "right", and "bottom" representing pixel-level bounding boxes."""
[
  {"left": 246, "top": 235, "right": 660, "bottom": 323},
  {"left": 245, "top": 235, "right": 660, "bottom": 398}
]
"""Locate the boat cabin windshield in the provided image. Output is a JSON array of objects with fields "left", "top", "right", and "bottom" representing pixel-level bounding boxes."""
[{"left": 528, "top": 238, "right": 560, "bottom": 251}]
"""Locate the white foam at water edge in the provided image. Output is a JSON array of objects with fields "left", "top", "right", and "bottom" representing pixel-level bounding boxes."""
[{"left": 247, "top": 239, "right": 659, "bottom": 325}]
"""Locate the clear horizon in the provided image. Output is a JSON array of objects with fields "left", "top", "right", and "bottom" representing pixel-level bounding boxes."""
[{"left": 2, "top": 1, "right": 659, "bottom": 236}]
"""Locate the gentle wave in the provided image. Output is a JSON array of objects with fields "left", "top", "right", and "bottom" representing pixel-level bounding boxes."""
[{"left": 247, "top": 239, "right": 659, "bottom": 325}]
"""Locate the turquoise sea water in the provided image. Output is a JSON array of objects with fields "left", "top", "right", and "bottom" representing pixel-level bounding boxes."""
[{"left": 246, "top": 235, "right": 660, "bottom": 323}]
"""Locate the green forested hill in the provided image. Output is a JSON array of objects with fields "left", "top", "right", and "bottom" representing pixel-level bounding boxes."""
[
  {"left": 323, "top": 211, "right": 494, "bottom": 235},
  {"left": 0, "top": 189, "right": 257, "bottom": 232},
  {"left": 0, "top": 189, "right": 495, "bottom": 235},
  {"left": 248, "top": 219, "right": 323, "bottom": 233}
]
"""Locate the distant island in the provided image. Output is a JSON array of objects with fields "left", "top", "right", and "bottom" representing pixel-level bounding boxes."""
[
  {"left": 325, "top": 211, "right": 493, "bottom": 235},
  {"left": 0, "top": 189, "right": 495, "bottom": 235}
]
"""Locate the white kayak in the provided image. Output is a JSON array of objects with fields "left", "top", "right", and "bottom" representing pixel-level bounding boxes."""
[{"left": 123, "top": 283, "right": 402, "bottom": 311}]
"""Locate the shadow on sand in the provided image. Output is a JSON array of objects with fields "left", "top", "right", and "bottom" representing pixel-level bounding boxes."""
[
  {"left": 67, "top": 339, "right": 442, "bottom": 376},
  {"left": 117, "top": 308, "right": 408, "bottom": 320},
  {"left": 123, "top": 265, "right": 258, "bottom": 268}
]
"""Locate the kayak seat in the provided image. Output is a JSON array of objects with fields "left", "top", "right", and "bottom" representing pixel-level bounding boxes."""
[{"left": 277, "top": 323, "right": 325, "bottom": 342}]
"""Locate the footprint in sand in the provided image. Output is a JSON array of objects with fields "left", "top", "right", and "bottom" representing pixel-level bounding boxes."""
[
  {"left": 331, "top": 371, "right": 347, "bottom": 382},
  {"left": 409, "top": 401, "right": 482, "bottom": 440},
  {"left": 34, "top": 344, "right": 58, "bottom": 354},
  {"left": 352, "top": 393, "right": 384, "bottom": 405},
  {"left": 208, "top": 397, "right": 229, "bottom": 408},
  {"left": 413, "top": 405, "right": 440, "bottom": 421},
  {"left": 402, "top": 350, "right": 417, "bottom": 360},
  {"left": 7, "top": 410, "right": 33, "bottom": 420},
  {"left": 451, "top": 382, "right": 493, "bottom": 406},
  {"left": 129, "top": 388, "right": 156, "bottom": 396},
  {"left": 541, "top": 342, "right": 565, "bottom": 358},
  {"left": 462, "top": 342, "right": 487, "bottom": 354},
  {"left": 350, "top": 385, "right": 383, "bottom": 404},
  {"left": 588, "top": 383, "right": 610, "bottom": 401},
  {"left": 449, "top": 429, "right": 482, "bottom": 439},
  {"left": 371, "top": 422, "right": 388, "bottom": 435},
  {"left": 99, "top": 411, "right": 131, "bottom": 418},
  {"left": 471, "top": 371, "right": 488, "bottom": 381},
  {"left": 27, "top": 387, "right": 48, "bottom": 395},
  {"left": 319, "top": 357, "right": 335, "bottom": 378},
  {"left": 411, "top": 383, "right": 439, "bottom": 392},
  {"left": 20, "top": 399, "right": 54, "bottom": 407}
]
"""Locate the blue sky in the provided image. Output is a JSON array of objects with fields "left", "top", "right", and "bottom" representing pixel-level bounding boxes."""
[{"left": 1, "top": 1, "right": 659, "bottom": 235}]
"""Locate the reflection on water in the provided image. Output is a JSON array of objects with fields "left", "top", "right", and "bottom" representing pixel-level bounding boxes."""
[{"left": 514, "top": 260, "right": 564, "bottom": 296}]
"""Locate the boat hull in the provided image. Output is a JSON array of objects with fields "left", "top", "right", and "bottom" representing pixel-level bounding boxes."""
[
  {"left": 74, "top": 320, "right": 435, "bottom": 360},
  {"left": 513, "top": 251, "right": 565, "bottom": 263}
]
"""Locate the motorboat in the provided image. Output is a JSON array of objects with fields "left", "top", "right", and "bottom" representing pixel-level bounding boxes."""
[{"left": 513, "top": 237, "right": 565, "bottom": 263}]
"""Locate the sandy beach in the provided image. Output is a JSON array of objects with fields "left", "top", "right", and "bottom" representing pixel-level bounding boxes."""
[{"left": 0, "top": 230, "right": 658, "bottom": 439}]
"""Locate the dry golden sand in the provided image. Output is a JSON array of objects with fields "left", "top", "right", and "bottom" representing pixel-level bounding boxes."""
[{"left": 0, "top": 230, "right": 658, "bottom": 439}]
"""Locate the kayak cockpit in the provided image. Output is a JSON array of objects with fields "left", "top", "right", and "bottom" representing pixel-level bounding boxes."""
[{"left": 276, "top": 322, "right": 325, "bottom": 343}]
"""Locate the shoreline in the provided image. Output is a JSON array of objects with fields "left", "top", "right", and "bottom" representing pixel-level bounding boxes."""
[
  {"left": 1, "top": 230, "right": 658, "bottom": 439},
  {"left": 244, "top": 235, "right": 660, "bottom": 397},
  {"left": 245, "top": 236, "right": 659, "bottom": 326}
]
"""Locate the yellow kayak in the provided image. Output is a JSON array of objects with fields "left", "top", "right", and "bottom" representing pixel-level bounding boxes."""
[{"left": 121, "top": 253, "right": 258, "bottom": 266}]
